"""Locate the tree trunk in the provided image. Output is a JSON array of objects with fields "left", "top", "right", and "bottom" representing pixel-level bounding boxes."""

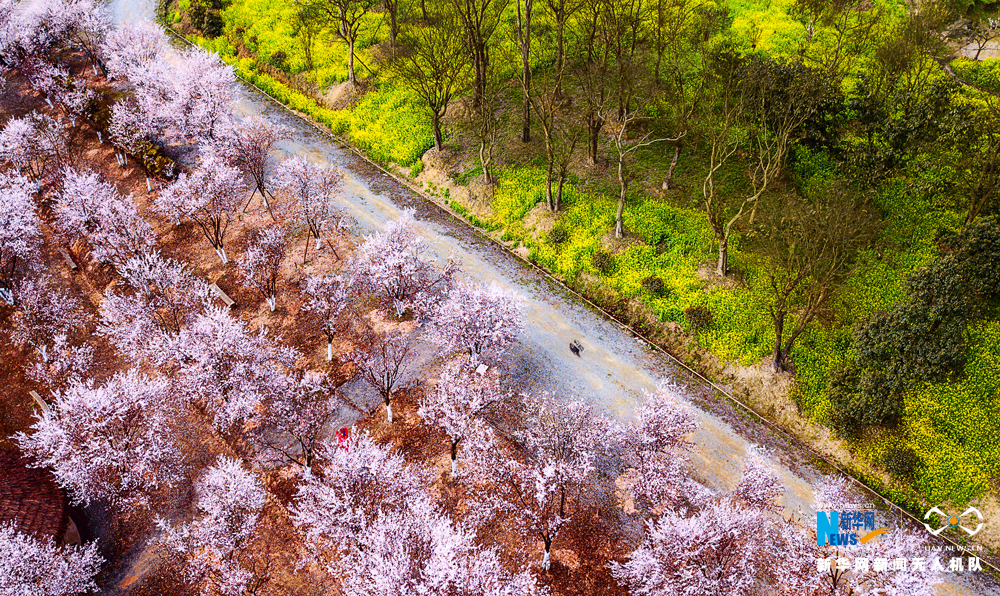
[
  {"left": 385, "top": 398, "right": 393, "bottom": 423},
  {"left": 518, "top": 0, "right": 532, "bottom": 143},
  {"left": 450, "top": 438, "right": 459, "bottom": 477},
  {"left": 556, "top": 176, "right": 565, "bottom": 212},
  {"left": 545, "top": 162, "right": 555, "bottom": 211},
  {"left": 432, "top": 111, "right": 444, "bottom": 150},
  {"left": 472, "top": 43, "right": 487, "bottom": 110},
  {"left": 479, "top": 141, "right": 491, "bottom": 184},
  {"left": 420, "top": 0, "right": 427, "bottom": 20},
  {"left": 587, "top": 115, "right": 601, "bottom": 165},
  {"left": 387, "top": 0, "right": 398, "bottom": 47},
  {"left": 662, "top": 143, "right": 680, "bottom": 191},
  {"left": 615, "top": 157, "right": 626, "bottom": 238},
  {"left": 772, "top": 310, "right": 786, "bottom": 372},
  {"left": 542, "top": 539, "right": 552, "bottom": 571},
  {"left": 215, "top": 246, "right": 228, "bottom": 264},
  {"left": 347, "top": 37, "right": 357, "bottom": 85},
  {"left": 267, "top": 296, "right": 276, "bottom": 311},
  {"left": 716, "top": 235, "right": 728, "bottom": 277},
  {"left": 327, "top": 340, "right": 333, "bottom": 361}
]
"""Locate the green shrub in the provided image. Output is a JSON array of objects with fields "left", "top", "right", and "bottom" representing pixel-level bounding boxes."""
[
  {"left": 685, "top": 305, "right": 713, "bottom": 329},
  {"left": 549, "top": 227, "right": 568, "bottom": 245},
  {"left": 883, "top": 447, "right": 920, "bottom": 478},
  {"left": 410, "top": 159, "right": 424, "bottom": 177},
  {"left": 641, "top": 275, "right": 666, "bottom": 296},
  {"left": 592, "top": 250, "right": 614, "bottom": 274}
]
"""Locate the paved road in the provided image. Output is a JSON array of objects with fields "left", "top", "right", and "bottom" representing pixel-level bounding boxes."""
[{"left": 99, "top": 2, "right": 990, "bottom": 593}]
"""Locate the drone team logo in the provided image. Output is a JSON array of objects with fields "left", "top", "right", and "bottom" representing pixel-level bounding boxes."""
[{"left": 923, "top": 505, "right": 985, "bottom": 537}]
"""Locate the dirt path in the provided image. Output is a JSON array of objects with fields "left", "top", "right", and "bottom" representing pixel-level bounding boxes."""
[{"left": 91, "top": 3, "right": 996, "bottom": 593}]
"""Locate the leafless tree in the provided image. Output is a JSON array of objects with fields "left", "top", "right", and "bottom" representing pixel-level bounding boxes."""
[
  {"left": 448, "top": 0, "right": 510, "bottom": 110},
  {"left": 392, "top": 12, "right": 471, "bottom": 150}
]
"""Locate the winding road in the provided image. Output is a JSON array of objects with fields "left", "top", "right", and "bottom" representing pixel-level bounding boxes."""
[{"left": 101, "top": 1, "right": 991, "bottom": 593}]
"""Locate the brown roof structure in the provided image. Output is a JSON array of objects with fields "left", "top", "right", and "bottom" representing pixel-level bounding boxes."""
[{"left": 0, "top": 448, "right": 68, "bottom": 543}]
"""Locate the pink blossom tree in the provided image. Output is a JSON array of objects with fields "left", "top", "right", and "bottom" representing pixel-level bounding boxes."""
[
  {"left": 333, "top": 501, "right": 548, "bottom": 596},
  {"left": 291, "top": 431, "right": 432, "bottom": 558},
  {"left": 155, "top": 150, "right": 248, "bottom": 263},
  {"left": 250, "top": 368, "right": 342, "bottom": 469},
  {"left": 430, "top": 281, "right": 522, "bottom": 365},
  {"left": 56, "top": 168, "right": 156, "bottom": 269},
  {"left": 814, "top": 478, "right": 944, "bottom": 596},
  {"left": 101, "top": 20, "right": 168, "bottom": 81},
  {"left": 624, "top": 382, "right": 702, "bottom": 512},
  {"left": 175, "top": 306, "right": 299, "bottom": 432},
  {"left": 0, "top": 522, "right": 103, "bottom": 596},
  {"left": 162, "top": 48, "right": 236, "bottom": 142},
  {"left": 479, "top": 394, "right": 615, "bottom": 570},
  {"left": 418, "top": 359, "right": 507, "bottom": 477},
  {"left": 610, "top": 449, "right": 817, "bottom": 596},
  {"left": 0, "top": 112, "right": 68, "bottom": 183},
  {"left": 0, "top": 173, "right": 41, "bottom": 305},
  {"left": 273, "top": 156, "right": 347, "bottom": 261},
  {"left": 353, "top": 211, "right": 459, "bottom": 318},
  {"left": 158, "top": 456, "right": 268, "bottom": 596},
  {"left": 108, "top": 97, "right": 159, "bottom": 161},
  {"left": 345, "top": 328, "right": 414, "bottom": 423},
  {"left": 26, "top": 334, "right": 93, "bottom": 393},
  {"left": 116, "top": 250, "right": 211, "bottom": 332},
  {"left": 237, "top": 226, "right": 287, "bottom": 312},
  {"left": 302, "top": 272, "right": 354, "bottom": 361},
  {"left": 10, "top": 277, "right": 88, "bottom": 363},
  {"left": 217, "top": 116, "right": 289, "bottom": 216},
  {"left": 16, "top": 370, "right": 185, "bottom": 511}
]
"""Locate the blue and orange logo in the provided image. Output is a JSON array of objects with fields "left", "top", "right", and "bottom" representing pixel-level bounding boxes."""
[{"left": 817, "top": 511, "right": 890, "bottom": 546}]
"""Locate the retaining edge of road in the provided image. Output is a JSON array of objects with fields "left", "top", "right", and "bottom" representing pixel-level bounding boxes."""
[{"left": 159, "top": 24, "right": 999, "bottom": 577}]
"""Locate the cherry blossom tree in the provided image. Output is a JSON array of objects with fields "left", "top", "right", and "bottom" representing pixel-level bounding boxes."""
[
  {"left": 353, "top": 211, "right": 459, "bottom": 318},
  {"left": 56, "top": 168, "right": 156, "bottom": 269},
  {"left": 430, "top": 281, "right": 522, "bottom": 365},
  {"left": 108, "top": 97, "right": 158, "bottom": 161},
  {"left": 0, "top": 173, "right": 41, "bottom": 305},
  {"left": 418, "top": 359, "right": 506, "bottom": 477},
  {"left": 274, "top": 156, "right": 347, "bottom": 261},
  {"left": 29, "top": 64, "right": 68, "bottom": 109},
  {"left": 158, "top": 456, "right": 269, "bottom": 596},
  {"left": 238, "top": 226, "right": 287, "bottom": 312},
  {"left": 16, "top": 370, "right": 185, "bottom": 511},
  {"left": 0, "top": 112, "right": 68, "bottom": 183},
  {"left": 0, "top": 522, "right": 102, "bottom": 596},
  {"left": 26, "top": 334, "right": 93, "bottom": 393},
  {"left": 345, "top": 328, "right": 414, "bottom": 423},
  {"left": 814, "top": 478, "right": 944, "bottom": 596},
  {"left": 610, "top": 448, "right": 817, "bottom": 596},
  {"left": 118, "top": 250, "right": 211, "bottom": 332},
  {"left": 291, "top": 431, "right": 433, "bottom": 559},
  {"left": 154, "top": 48, "right": 236, "bottom": 142},
  {"left": 480, "top": 394, "right": 615, "bottom": 570},
  {"left": 101, "top": 20, "right": 168, "bottom": 81},
  {"left": 155, "top": 150, "right": 248, "bottom": 263},
  {"left": 250, "top": 369, "right": 342, "bottom": 469},
  {"left": 302, "top": 272, "right": 354, "bottom": 361},
  {"left": 217, "top": 116, "right": 289, "bottom": 216},
  {"left": 10, "top": 277, "right": 88, "bottom": 363},
  {"left": 334, "top": 501, "right": 548, "bottom": 596},
  {"left": 624, "top": 382, "right": 702, "bottom": 512},
  {"left": 175, "top": 306, "right": 299, "bottom": 432}
]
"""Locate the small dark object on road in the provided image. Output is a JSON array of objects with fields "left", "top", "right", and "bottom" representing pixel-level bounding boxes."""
[{"left": 570, "top": 340, "right": 584, "bottom": 357}]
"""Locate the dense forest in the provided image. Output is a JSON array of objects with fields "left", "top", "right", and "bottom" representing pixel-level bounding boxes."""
[{"left": 171, "top": 0, "right": 1000, "bottom": 514}]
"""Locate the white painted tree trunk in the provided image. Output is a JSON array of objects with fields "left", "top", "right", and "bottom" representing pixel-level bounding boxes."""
[
  {"left": 542, "top": 547, "right": 551, "bottom": 571},
  {"left": 215, "top": 247, "right": 228, "bottom": 264},
  {"left": 386, "top": 402, "right": 393, "bottom": 424},
  {"left": 267, "top": 296, "right": 276, "bottom": 311},
  {"left": 315, "top": 236, "right": 323, "bottom": 250},
  {"left": 70, "top": 117, "right": 76, "bottom": 127},
  {"left": 451, "top": 456, "right": 457, "bottom": 477},
  {"left": 327, "top": 341, "right": 333, "bottom": 361},
  {"left": 146, "top": 177, "right": 152, "bottom": 192},
  {"left": 45, "top": 97, "right": 53, "bottom": 108},
  {"left": 38, "top": 344, "right": 48, "bottom": 363},
  {"left": 92, "top": 64, "right": 98, "bottom": 76},
  {"left": 0, "top": 288, "right": 13, "bottom": 305},
  {"left": 97, "top": 131, "right": 102, "bottom": 143}
]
